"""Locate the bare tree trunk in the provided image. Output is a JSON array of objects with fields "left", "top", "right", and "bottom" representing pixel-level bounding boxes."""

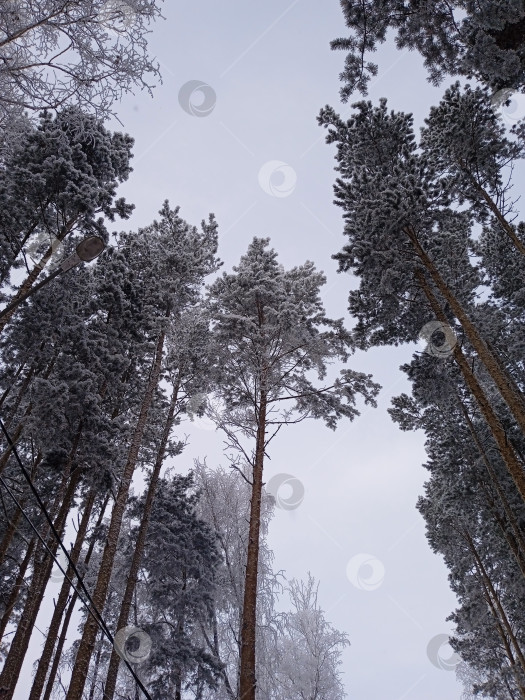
[
  {"left": 0, "top": 420, "right": 27, "bottom": 476},
  {"left": 0, "top": 445, "right": 55, "bottom": 624},
  {"left": 5, "top": 363, "right": 38, "bottom": 427},
  {"left": 0, "top": 207, "right": 53, "bottom": 287},
  {"left": 480, "top": 580, "right": 525, "bottom": 700},
  {"left": 0, "top": 447, "right": 43, "bottom": 568},
  {"left": 0, "top": 539, "right": 36, "bottom": 642},
  {"left": 87, "top": 630, "right": 104, "bottom": 700},
  {"left": 457, "top": 396, "right": 525, "bottom": 567},
  {"left": 199, "top": 606, "right": 236, "bottom": 699},
  {"left": 102, "top": 381, "right": 179, "bottom": 700},
  {"left": 0, "top": 350, "right": 56, "bottom": 477},
  {"left": 42, "top": 595, "right": 78, "bottom": 700},
  {"left": 42, "top": 493, "right": 110, "bottom": 700},
  {"left": 416, "top": 269, "right": 525, "bottom": 503},
  {"left": 65, "top": 328, "right": 167, "bottom": 700},
  {"left": 238, "top": 388, "right": 267, "bottom": 700},
  {"left": 461, "top": 166, "right": 525, "bottom": 257},
  {"left": 408, "top": 227, "right": 525, "bottom": 435},
  {"left": 479, "top": 479, "right": 525, "bottom": 579},
  {"left": 0, "top": 340, "right": 48, "bottom": 411},
  {"left": 0, "top": 359, "right": 27, "bottom": 410},
  {"left": 0, "top": 505, "right": 24, "bottom": 568},
  {"left": 0, "top": 216, "right": 78, "bottom": 334},
  {"left": 28, "top": 487, "right": 97, "bottom": 700},
  {"left": 0, "top": 469, "right": 81, "bottom": 699},
  {"left": 464, "top": 529, "right": 525, "bottom": 696},
  {"left": 174, "top": 567, "right": 187, "bottom": 700}
]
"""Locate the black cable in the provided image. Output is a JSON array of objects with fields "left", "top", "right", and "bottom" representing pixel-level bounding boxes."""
[
  {"left": 0, "top": 419, "right": 153, "bottom": 700},
  {"left": 0, "top": 423, "right": 153, "bottom": 700}
]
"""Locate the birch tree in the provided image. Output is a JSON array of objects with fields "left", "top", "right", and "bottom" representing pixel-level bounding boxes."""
[
  {"left": 271, "top": 574, "right": 350, "bottom": 700},
  {"left": 0, "top": 0, "right": 164, "bottom": 123},
  {"left": 193, "top": 460, "right": 284, "bottom": 700}
]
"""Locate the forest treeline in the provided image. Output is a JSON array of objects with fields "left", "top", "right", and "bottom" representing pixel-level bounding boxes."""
[{"left": 1, "top": 1, "right": 525, "bottom": 699}]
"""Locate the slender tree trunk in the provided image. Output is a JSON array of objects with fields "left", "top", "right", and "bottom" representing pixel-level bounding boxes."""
[
  {"left": 174, "top": 567, "right": 187, "bottom": 700},
  {"left": 42, "top": 595, "right": 78, "bottom": 700},
  {"left": 0, "top": 357, "right": 29, "bottom": 410},
  {"left": 460, "top": 165, "right": 525, "bottom": 257},
  {"left": 238, "top": 388, "right": 267, "bottom": 700},
  {"left": 0, "top": 469, "right": 81, "bottom": 699},
  {"left": 479, "top": 479, "right": 525, "bottom": 579},
  {"left": 42, "top": 493, "right": 110, "bottom": 700},
  {"left": 65, "top": 328, "right": 167, "bottom": 700},
  {"left": 0, "top": 539, "right": 36, "bottom": 642},
  {"left": 464, "top": 530, "right": 525, "bottom": 695},
  {"left": 0, "top": 208, "right": 53, "bottom": 286},
  {"left": 0, "top": 505, "right": 24, "bottom": 568},
  {"left": 199, "top": 607, "right": 236, "bottom": 699},
  {"left": 0, "top": 350, "right": 56, "bottom": 476},
  {"left": 87, "top": 630, "right": 104, "bottom": 700},
  {"left": 28, "top": 487, "right": 97, "bottom": 700},
  {"left": 5, "top": 361, "right": 37, "bottom": 427},
  {"left": 0, "top": 420, "right": 27, "bottom": 476},
  {"left": 415, "top": 269, "right": 525, "bottom": 503},
  {"left": 481, "top": 584, "right": 525, "bottom": 700},
  {"left": 102, "top": 381, "right": 179, "bottom": 700},
  {"left": 0, "top": 441, "right": 44, "bottom": 570},
  {"left": 408, "top": 227, "right": 525, "bottom": 435},
  {"left": 0, "top": 216, "right": 78, "bottom": 334},
  {"left": 457, "top": 396, "right": 525, "bottom": 564}
]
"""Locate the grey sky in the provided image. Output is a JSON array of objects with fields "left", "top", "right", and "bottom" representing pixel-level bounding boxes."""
[
  {"left": 114, "top": 2, "right": 463, "bottom": 697},
  {"left": 18, "top": 0, "right": 521, "bottom": 697}
]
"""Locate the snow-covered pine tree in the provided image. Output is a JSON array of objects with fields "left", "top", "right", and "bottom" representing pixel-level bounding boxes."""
[
  {"left": 205, "top": 237, "right": 380, "bottom": 700},
  {"left": 0, "top": 258, "right": 131, "bottom": 699},
  {"left": 101, "top": 306, "right": 216, "bottom": 700},
  {"left": 331, "top": 0, "right": 525, "bottom": 99},
  {"left": 65, "top": 203, "right": 220, "bottom": 700},
  {"left": 419, "top": 469, "right": 525, "bottom": 698},
  {"left": 120, "top": 471, "right": 223, "bottom": 700},
  {"left": 389, "top": 346, "right": 525, "bottom": 697},
  {"left": 419, "top": 81, "right": 525, "bottom": 256},
  {"left": 318, "top": 97, "right": 525, "bottom": 503},
  {"left": 0, "top": 107, "right": 134, "bottom": 331}
]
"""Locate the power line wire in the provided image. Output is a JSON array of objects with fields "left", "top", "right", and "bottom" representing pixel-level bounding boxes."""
[{"left": 0, "top": 419, "right": 153, "bottom": 700}]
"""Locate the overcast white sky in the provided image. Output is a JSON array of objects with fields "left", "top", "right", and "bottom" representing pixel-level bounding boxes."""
[
  {"left": 109, "top": 1, "right": 465, "bottom": 697},
  {"left": 20, "top": 0, "right": 524, "bottom": 697}
]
